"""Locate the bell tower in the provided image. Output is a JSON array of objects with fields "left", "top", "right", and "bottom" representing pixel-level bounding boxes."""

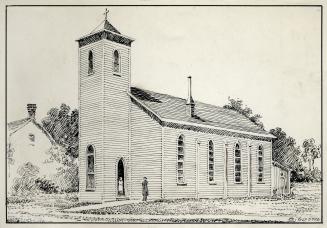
[{"left": 77, "top": 9, "right": 134, "bottom": 202}]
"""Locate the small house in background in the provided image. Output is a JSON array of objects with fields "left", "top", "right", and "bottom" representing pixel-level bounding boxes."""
[
  {"left": 7, "top": 104, "right": 61, "bottom": 194},
  {"left": 272, "top": 161, "right": 291, "bottom": 195}
]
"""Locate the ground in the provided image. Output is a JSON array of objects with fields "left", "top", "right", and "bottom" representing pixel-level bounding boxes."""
[{"left": 7, "top": 182, "right": 322, "bottom": 223}]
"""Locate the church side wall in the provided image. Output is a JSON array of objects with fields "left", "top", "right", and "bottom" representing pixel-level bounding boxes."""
[
  {"left": 79, "top": 40, "right": 104, "bottom": 202},
  {"left": 249, "top": 142, "right": 273, "bottom": 197},
  {"left": 130, "top": 102, "right": 162, "bottom": 200},
  {"left": 162, "top": 127, "right": 224, "bottom": 199},
  {"left": 162, "top": 126, "right": 272, "bottom": 199}
]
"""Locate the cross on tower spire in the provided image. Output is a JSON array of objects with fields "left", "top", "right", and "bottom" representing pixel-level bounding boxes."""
[{"left": 104, "top": 8, "right": 109, "bottom": 21}]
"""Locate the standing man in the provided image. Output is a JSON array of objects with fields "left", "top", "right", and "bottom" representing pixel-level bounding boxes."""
[{"left": 142, "top": 177, "right": 148, "bottom": 201}]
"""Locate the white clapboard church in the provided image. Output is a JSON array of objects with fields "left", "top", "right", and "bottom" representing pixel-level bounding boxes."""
[{"left": 78, "top": 11, "right": 289, "bottom": 202}]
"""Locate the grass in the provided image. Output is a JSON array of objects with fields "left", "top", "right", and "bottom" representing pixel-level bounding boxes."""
[
  {"left": 7, "top": 182, "right": 322, "bottom": 223},
  {"left": 7, "top": 192, "right": 97, "bottom": 210},
  {"left": 80, "top": 182, "right": 321, "bottom": 220}
]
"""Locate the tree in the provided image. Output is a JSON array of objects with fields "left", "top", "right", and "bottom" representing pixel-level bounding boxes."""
[
  {"left": 302, "top": 138, "right": 321, "bottom": 171},
  {"left": 42, "top": 103, "right": 79, "bottom": 159},
  {"left": 42, "top": 103, "right": 79, "bottom": 191},
  {"left": 223, "top": 97, "right": 264, "bottom": 129},
  {"left": 269, "top": 127, "right": 302, "bottom": 170}
]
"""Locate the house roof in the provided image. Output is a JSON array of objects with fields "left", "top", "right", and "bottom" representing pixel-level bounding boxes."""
[
  {"left": 7, "top": 118, "right": 31, "bottom": 134},
  {"left": 130, "top": 87, "right": 275, "bottom": 138},
  {"left": 273, "top": 161, "right": 292, "bottom": 171},
  {"left": 7, "top": 118, "right": 56, "bottom": 145}
]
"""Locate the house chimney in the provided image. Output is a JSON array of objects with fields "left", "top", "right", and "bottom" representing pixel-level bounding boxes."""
[
  {"left": 186, "top": 76, "right": 195, "bottom": 117},
  {"left": 27, "top": 104, "right": 37, "bottom": 119}
]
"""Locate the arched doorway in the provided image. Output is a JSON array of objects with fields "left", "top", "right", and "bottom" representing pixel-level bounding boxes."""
[{"left": 117, "top": 158, "right": 125, "bottom": 196}]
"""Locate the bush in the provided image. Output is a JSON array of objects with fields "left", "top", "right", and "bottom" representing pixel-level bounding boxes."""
[
  {"left": 291, "top": 167, "right": 321, "bottom": 182},
  {"left": 55, "top": 162, "right": 79, "bottom": 192},
  {"left": 7, "top": 195, "right": 34, "bottom": 204},
  {"left": 11, "top": 162, "right": 40, "bottom": 196},
  {"left": 35, "top": 177, "right": 59, "bottom": 194}
]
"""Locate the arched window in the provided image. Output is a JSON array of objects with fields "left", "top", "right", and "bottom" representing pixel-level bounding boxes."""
[
  {"left": 113, "top": 50, "right": 120, "bottom": 73},
  {"left": 177, "top": 135, "right": 185, "bottom": 184},
  {"left": 208, "top": 140, "right": 214, "bottom": 182},
  {"left": 88, "top": 51, "right": 94, "bottom": 74},
  {"left": 86, "top": 145, "right": 95, "bottom": 189},
  {"left": 234, "top": 143, "right": 241, "bottom": 183},
  {"left": 258, "top": 145, "right": 264, "bottom": 182}
]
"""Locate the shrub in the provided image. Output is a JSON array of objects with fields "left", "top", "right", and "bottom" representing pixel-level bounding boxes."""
[
  {"left": 35, "top": 177, "right": 59, "bottom": 194},
  {"left": 55, "top": 162, "right": 79, "bottom": 192},
  {"left": 7, "top": 195, "right": 34, "bottom": 204},
  {"left": 11, "top": 162, "right": 39, "bottom": 196},
  {"left": 291, "top": 167, "right": 321, "bottom": 182}
]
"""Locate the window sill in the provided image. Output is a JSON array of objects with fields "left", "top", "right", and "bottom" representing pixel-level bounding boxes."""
[
  {"left": 209, "top": 182, "right": 217, "bottom": 185},
  {"left": 113, "top": 72, "right": 121, "bottom": 77},
  {"left": 85, "top": 188, "right": 95, "bottom": 192},
  {"left": 234, "top": 182, "right": 244, "bottom": 184},
  {"left": 177, "top": 183, "right": 187, "bottom": 186},
  {"left": 257, "top": 182, "right": 265, "bottom": 184}
]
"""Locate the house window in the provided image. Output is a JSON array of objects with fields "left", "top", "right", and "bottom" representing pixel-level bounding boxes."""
[
  {"left": 234, "top": 143, "right": 241, "bottom": 183},
  {"left": 258, "top": 145, "right": 264, "bottom": 182},
  {"left": 208, "top": 140, "right": 214, "bottom": 182},
  {"left": 86, "top": 145, "right": 95, "bottom": 190},
  {"left": 113, "top": 50, "right": 120, "bottom": 73},
  {"left": 28, "top": 133, "right": 35, "bottom": 142},
  {"left": 88, "top": 50, "right": 94, "bottom": 74},
  {"left": 177, "top": 135, "right": 185, "bottom": 184}
]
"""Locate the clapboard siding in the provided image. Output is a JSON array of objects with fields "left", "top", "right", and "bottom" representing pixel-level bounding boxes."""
[
  {"left": 79, "top": 40, "right": 104, "bottom": 202},
  {"left": 130, "top": 102, "right": 162, "bottom": 200},
  {"left": 79, "top": 37, "right": 132, "bottom": 202},
  {"left": 271, "top": 165, "right": 290, "bottom": 195},
  {"left": 163, "top": 127, "right": 272, "bottom": 199},
  {"left": 225, "top": 140, "right": 248, "bottom": 197},
  {"left": 249, "top": 141, "right": 272, "bottom": 196},
  {"left": 102, "top": 39, "right": 131, "bottom": 201},
  {"left": 163, "top": 127, "right": 224, "bottom": 199}
]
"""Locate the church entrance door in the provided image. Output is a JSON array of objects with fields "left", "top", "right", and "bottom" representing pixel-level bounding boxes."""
[{"left": 117, "top": 159, "right": 125, "bottom": 197}]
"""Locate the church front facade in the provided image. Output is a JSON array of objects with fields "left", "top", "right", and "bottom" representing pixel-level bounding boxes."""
[{"left": 78, "top": 15, "right": 276, "bottom": 203}]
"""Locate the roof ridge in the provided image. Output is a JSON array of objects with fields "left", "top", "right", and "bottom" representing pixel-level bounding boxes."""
[
  {"left": 130, "top": 87, "right": 272, "bottom": 137},
  {"left": 7, "top": 117, "right": 57, "bottom": 145},
  {"left": 132, "top": 86, "right": 238, "bottom": 111},
  {"left": 131, "top": 86, "right": 261, "bottom": 124}
]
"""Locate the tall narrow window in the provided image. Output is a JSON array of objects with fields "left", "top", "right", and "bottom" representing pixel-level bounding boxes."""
[
  {"left": 86, "top": 145, "right": 95, "bottom": 190},
  {"left": 177, "top": 135, "right": 185, "bottom": 184},
  {"left": 113, "top": 50, "right": 120, "bottom": 73},
  {"left": 88, "top": 51, "right": 94, "bottom": 74},
  {"left": 234, "top": 143, "right": 241, "bottom": 183},
  {"left": 258, "top": 145, "right": 264, "bottom": 182},
  {"left": 208, "top": 140, "right": 214, "bottom": 182}
]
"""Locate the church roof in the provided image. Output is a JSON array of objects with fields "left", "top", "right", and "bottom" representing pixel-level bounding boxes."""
[
  {"left": 76, "top": 18, "right": 134, "bottom": 48},
  {"left": 130, "top": 87, "right": 275, "bottom": 139},
  {"left": 90, "top": 19, "right": 121, "bottom": 35}
]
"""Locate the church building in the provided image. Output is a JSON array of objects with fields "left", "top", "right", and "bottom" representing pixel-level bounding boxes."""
[{"left": 77, "top": 12, "right": 278, "bottom": 203}]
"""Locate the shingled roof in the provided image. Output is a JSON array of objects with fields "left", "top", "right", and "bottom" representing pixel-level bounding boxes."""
[
  {"left": 8, "top": 118, "right": 31, "bottom": 134},
  {"left": 7, "top": 118, "right": 56, "bottom": 144},
  {"left": 130, "top": 87, "right": 274, "bottom": 138},
  {"left": 90, "top": 19, "right": 121, "bottom": 34}
]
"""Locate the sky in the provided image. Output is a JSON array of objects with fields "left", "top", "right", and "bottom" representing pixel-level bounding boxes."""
[{"left": 7, "top": 6, "right": 321, "bottom": 146}]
